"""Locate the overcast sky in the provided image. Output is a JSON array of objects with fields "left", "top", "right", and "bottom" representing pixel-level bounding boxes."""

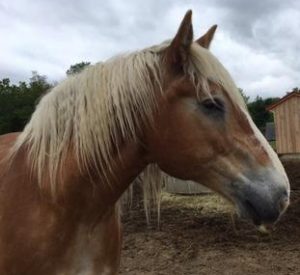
[{"left": 0, "top": 0, "right": 299, "bottom": 99}]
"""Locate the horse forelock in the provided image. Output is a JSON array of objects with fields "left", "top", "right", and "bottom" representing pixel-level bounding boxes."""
[{"left": 188, "top": 43, "right": 247, "bottom": 109}]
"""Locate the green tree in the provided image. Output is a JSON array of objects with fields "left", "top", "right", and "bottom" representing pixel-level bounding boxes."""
[
  {"left": 247, "top": 96, "right": 280, "bottom": 130},
  {"left": 66, "top": 62, "right": 90, "bottom": 76},
  {"left": 0, "top": 72, "right": 52, "bottom": 134},
  {"left": 237, "top": 89, "right": 280, "bottom": 131}
]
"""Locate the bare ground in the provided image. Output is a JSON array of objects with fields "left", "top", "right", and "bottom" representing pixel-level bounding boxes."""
[{"left": 119, "top": 159, "right": 300, "bottom": 275}]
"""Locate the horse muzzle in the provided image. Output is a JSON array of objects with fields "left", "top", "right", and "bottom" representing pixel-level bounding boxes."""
[
  {"left": 232, "top": 168, "right": 290, "bottom": 228},
  {"left": 237, "top": 187, "right": 289, "bottom": 226}
]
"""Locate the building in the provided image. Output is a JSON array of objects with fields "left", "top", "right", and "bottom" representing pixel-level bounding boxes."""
[
  {"left": 165, "top": 179, "right": 211, "bottom": 194},
  {"left": 267, "top": 91, "right": 300, "bottom": 154}
]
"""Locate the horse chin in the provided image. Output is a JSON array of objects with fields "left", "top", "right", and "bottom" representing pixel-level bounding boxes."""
[
  {"left": 234, "top": 198, "right": 284, "bottom": 233},
  {"left": 257, "top": 224, "right": 273, "bottom": 234}
]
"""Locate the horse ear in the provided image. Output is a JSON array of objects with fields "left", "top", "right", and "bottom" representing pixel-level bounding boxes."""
[
  {"left": 166, "top": 10, "right": 193, "bottom": 72},
  {"left": 196, "top": 25, "right": 217, "bottom": 49}
]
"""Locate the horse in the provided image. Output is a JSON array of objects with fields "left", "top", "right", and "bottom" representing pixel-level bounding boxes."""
[{"left": 0, "top": 10, "right": 290, "bottom": 275}]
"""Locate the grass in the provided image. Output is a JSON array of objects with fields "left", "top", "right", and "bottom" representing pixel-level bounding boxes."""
[{"left": 161, "top": 192, "right": 234, "bottom": 216}]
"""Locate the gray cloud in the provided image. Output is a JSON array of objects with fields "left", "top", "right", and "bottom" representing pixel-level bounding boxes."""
[
  {"left": 210, "top": 0, "right": 300, "bottom": 97},
  {"left": 0, "top": 0, "right": 299, "bottom": 98}
]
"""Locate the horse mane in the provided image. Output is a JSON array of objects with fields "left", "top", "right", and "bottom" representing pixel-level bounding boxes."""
[{"left": 10, "top": 41, "right": 245, "bottom": 203}]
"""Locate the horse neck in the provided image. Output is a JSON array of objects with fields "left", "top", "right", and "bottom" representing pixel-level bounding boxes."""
[{"left": 51, "top": 139, "right": 149, "bottom": 221}]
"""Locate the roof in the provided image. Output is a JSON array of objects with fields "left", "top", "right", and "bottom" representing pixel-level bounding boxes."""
[{"left": 267, "top": 91, "right": 300, "bottom": 111}]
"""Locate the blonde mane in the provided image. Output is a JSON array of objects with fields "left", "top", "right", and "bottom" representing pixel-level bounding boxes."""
[{"left": 10, "top": 41, "right": 245, "bottom": 199}]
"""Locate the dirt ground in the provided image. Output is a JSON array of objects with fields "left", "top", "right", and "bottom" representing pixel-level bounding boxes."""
[{"left": 119, "top": 158, "right": 300, "bottom": 275}]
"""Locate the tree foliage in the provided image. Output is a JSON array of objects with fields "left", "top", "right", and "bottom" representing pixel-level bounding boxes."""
[
  {"left": 247, "top": 96, "right": 280, "bottom": 130},
  {"left": 238, "top": 88, "right": 280, "bottom": 131},
  {"left": 66, "top": 62, "right": 90, "bottom": 76},
  {"left": 0, "top": 72, "right": 51, "bottom": 134}
]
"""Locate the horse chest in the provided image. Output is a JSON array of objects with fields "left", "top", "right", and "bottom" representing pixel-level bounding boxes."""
[
  {"left": 60, "top": 224, "right": 116, "bottom": 275},
  {"left": 62, "top": 228, "right": 96, "bottom": 275}
]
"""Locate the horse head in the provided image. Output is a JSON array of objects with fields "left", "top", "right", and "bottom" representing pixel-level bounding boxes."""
[{"left": 145, "top": 11, "right": 289, "bottom": 229}]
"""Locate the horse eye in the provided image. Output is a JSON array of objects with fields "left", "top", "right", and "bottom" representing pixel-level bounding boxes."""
[{"left": 200, "top": 98, "right": 225, "bottom": 116}]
